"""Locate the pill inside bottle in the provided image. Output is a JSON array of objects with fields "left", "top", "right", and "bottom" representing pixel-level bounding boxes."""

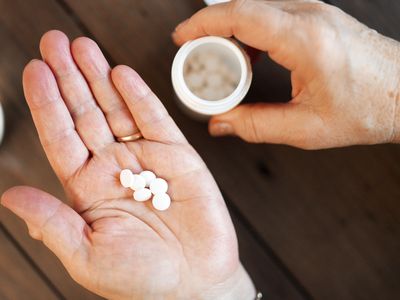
[{"left": 183, "top": 44, "right": 241, "bottom": 101}]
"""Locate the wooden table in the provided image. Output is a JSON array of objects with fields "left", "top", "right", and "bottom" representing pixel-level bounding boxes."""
[{"left": 0, "top": 1, "right": 399, "bottom": 299}]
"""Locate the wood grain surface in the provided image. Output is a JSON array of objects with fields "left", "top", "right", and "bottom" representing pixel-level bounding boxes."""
[
  {"left": 0, "top": 226, "right": 58, "bottom": 300},
  {"left": 0, "top": 0, "right": 399, "bottom": 299}
]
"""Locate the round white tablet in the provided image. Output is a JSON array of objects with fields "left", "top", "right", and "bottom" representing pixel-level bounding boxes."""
[
  {"left": 152, "top": 193, "right": 171, "bottom": 211},
  {"left": 149, "top": 178, "right": 168, "bottom": 195},
  {"left": 140, "top": 170, "right": 157, "bottom": 187},
  {"left": 190, "top": 59, "right": 202, "bottom": 71},
  {"left": 133, "top": 188, "right": 152, "bottom": 202},
  {"left": 120, "top": 169, "right": 133, "bottom": 188},
  {"left": 130, "top": 174, "right": 146, "bottom": 190},
  {"left": 206, "top": 72, "right": 223, "bottom": 88}
]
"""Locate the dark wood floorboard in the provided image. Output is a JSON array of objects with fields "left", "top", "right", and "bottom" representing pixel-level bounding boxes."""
[{"left": 0, "top": 226, "right": 59, "bottom": 300}]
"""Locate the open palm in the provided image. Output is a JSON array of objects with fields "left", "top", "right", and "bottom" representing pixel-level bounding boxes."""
[{"left": 1, "top": 31, "right": 241, "bottom": 299}]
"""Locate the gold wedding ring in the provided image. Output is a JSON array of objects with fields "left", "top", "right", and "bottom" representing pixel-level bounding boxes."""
[{"left": 116, "top": 132, "right": 143, "bottom": 142}]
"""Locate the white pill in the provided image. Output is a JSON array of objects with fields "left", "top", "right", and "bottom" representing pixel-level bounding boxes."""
[
  {"left": 133, "top": 188, "right": 152, "bottom": 202},
  {"left": 221, "top": 84, "right": 235, "bottom": 97},
  {"left": 185, "top": 72, "right": 204, "bottom": 89},
  {"left": 227, "top": 70, "right": 241, "bottom": 85},
  {"left": 140, "top": 170, "right": 156, "bottom": 187},
  {"left": 152, "top": 193, "right": 171, "bottom": 211},
  {"left": 215, "top": 88, "right": 228, "bottom": 100},
  {"left": 200, "top": 87, "right": 220, "bottom": 101},
  {"left": 130, "top": 174, "right": 146, "bottom": 190},
  {"left": 120, "top": 169, "right": 133, "bottom": 188},
  {"left": 150, "top": 178, "right": 168, "bottom": 195},
  {"left": 190, "top": 59, "right": 202, "bottom": 71},
  {"left": 206, "top": 72, "right": 224, "bottom": 88},
  {"left": 218, "top": 62, "right": 230, "bottom": 76},
  {"left": 203, "top": 54, "right": 219, "bottom": 71}
]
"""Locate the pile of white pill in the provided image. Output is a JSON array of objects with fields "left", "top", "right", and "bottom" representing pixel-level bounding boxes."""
[
  {"left": 183, "top": 50, "right": 240, "bottom": 101},
  {"left": 120, "top": 169, "right": 171, "bottom": 211}
]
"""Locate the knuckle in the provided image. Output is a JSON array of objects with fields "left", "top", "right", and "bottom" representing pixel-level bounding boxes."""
[
  {"left": 230, "top": 0, "right": 248, "bottom": 12},
  {"left": 228, "top": 0, "right": 249, "bottom": 20},
  {"left": 303, "top": 1, "right": 335, "bottom": 14},
  {"left": 240, "top": 104, "right": 264, "bottom": 143},
  {"left": 312, "top": 2, "right": 330, "bottom": 12},
  {"left": 226, "top": 1, "right": 238, "bottom": 33}
]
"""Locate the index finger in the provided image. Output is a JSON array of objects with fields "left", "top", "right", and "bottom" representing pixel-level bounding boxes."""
[{"left": 172, "top": 0, "right": 291, "bottom": 54}]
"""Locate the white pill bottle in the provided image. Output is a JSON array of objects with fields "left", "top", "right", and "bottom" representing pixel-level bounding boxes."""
[{"left": 171, "top": 36, "right": 252, "bottom": 119}]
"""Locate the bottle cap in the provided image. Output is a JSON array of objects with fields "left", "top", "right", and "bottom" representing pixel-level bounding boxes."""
[{"left": 171, "top": 36, "right": 252, "bottom": 117}]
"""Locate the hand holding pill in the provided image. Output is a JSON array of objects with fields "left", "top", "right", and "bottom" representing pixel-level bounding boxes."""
[{"left": 1, "top": 30, "right": 250, "bottom": 300}]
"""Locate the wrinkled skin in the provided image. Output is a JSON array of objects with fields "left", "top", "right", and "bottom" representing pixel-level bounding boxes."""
[
  {"left": 3, "top": 0, "right": 400, "bottom": 299},
  {"left": 174, "top": 0, "right": 400, "bottom": 149},
  {"left": 1, "top": 30, "right": 254, "bottom": 299}
]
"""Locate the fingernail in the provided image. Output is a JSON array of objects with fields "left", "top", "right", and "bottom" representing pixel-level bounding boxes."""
[{"left": 209, "top": 122, "right": 234, "bottom": 137}]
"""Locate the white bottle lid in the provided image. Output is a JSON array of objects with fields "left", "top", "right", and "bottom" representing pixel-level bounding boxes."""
[
  {"left": 171, "top": 36, "right": 252, "bottom": 117},
  {"left": 0, "top": 102, "right": 4, "bottom": 145}
]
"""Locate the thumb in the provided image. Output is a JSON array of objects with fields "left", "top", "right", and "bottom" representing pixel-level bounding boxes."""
[
  {"left": 209, "top": 103, "right": 322, "bottom": 148},
  {"left": 1, "top": 186, "right": 90, "bottom": 268}
]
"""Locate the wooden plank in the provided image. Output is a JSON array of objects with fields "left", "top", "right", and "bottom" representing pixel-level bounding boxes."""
[
  {"left": 61, "top": 1, "right": 400, "bottom": 299},
  {"left": 220, "top": 143, "right": 400, "bottom": 300},
  {"left": 0, "top": 1, "right": 101, "bottom": 299},
  {"left": 0, "top": 0, "right": 306, "bottom": 299},
  {"left": 231, "top": 209, "right": 307, "bottom": 300},
  {"left": 0, "top": 226, "right": 58, "bottom": 300}
]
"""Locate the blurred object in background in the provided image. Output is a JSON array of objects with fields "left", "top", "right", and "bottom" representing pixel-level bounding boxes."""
[
  {"left": 0, "top": 101, "right": 4, "bottom": 145},
  {"left": 204, "top": 0, "right": 230, "bottom": 6}
]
